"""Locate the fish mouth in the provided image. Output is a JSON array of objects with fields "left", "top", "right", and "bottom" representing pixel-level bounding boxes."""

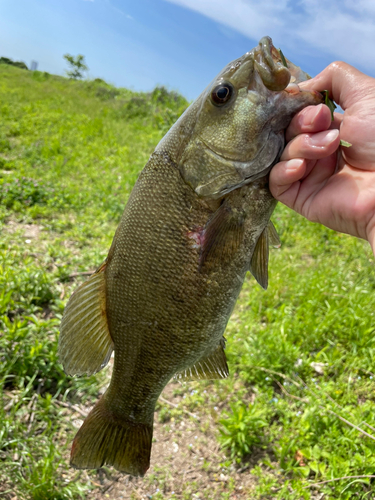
[
  {"left": 283, "top": 81, "right": 323, "bottom": 104},
  {"left": 253, "top": 37, "right": 320, "bottom": 93},
  {"left": 253, "top": 36, "right": 291, "bottom": 91}
]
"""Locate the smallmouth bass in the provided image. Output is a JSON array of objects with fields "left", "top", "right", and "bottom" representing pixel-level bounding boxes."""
[{"left": 59, "top": 36, "right": 322, "bottom": 476}]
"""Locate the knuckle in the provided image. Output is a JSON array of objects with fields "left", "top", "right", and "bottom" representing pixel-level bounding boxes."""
[
  {"left": 299, "top": 133, "right": 311, "bottom": 150},
  {"left": 328, "top": 61, "right": 347, "bottom": 72}
]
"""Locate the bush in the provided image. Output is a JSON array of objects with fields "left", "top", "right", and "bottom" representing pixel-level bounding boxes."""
[{"left": 0, "top": 57, "right": 28, "bottom": 70}]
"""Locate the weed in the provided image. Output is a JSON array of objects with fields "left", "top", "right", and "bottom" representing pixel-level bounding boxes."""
[{"left": 219, "top": 400, "right": 270, "bottom": 460}]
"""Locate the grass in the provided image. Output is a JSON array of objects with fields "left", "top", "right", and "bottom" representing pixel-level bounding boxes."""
[
  {"left": 1, "top": 63, "right": 375, "bottom": 499},
  {"left": 0, "top": 65, "right": 187, "bottom": 499},
  {"left": 217, "top": 214, "right": 375, "bottom": 499}
]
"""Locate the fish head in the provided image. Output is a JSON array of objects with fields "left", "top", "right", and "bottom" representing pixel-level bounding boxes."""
[{"left": 164, "top": 36, "right": 323, "bottom": 199}]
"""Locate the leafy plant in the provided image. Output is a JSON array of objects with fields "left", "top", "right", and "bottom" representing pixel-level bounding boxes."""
[
  {"left": 219, "top": 401, "right": 270, "bottom": 460},
  {"left": 63, "top": 54, "right": 88, "bottom": 80}
]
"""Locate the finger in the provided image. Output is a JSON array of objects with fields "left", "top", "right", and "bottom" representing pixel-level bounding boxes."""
[
  {"left": 286, "top": 104, "right": 332, "bottom": 141},
  {"left": 331, "top": 112, "right": 343, "bottom": 129},
  {"left": 280, "top": 129, "right": 340, "bottom": 161},
  {"left": 270, "top": 156, "right": 337, "bottom": 214},
  {"left": 294, "top": 155, "right": 337, "bottom": 218},
  {"left": 269, "top": 158, "right": 307, "bottom": 199},
  {"left": 299, "top": 62, "right": 375, "bottom": 111}
]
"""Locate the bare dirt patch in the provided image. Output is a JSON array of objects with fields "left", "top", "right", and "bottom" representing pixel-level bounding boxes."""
[
  {"left": 4, "top": 220, "right": 43, "bottom": 240},
  {"left": 65, "top": 381, "right": 259, "bottom": 500}
]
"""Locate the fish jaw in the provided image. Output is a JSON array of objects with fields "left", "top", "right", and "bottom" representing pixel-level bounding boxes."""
[
  {"left": 253, "top": 36, "right": 291, "bottom": 91},
  {"left": 166, "top": 36, "right": 324, "bottom": 200}
]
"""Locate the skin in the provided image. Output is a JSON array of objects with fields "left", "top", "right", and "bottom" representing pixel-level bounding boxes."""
[{"left": 269, "top": 62, "right": 375, "bottom": 255}]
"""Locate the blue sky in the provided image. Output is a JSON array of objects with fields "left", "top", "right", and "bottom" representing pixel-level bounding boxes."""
[{"left": 1, "top": 0, "right": 375, "bottom": 100}]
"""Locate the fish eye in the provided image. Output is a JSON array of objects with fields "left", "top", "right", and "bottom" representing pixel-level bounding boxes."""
[{"left": 211, "top": 82, "right": 234, "bottom": 106}]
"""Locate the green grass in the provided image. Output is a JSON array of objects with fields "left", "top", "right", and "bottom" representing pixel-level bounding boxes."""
[
  {"left": 0, "top": 65, "right": 187, "bottom": 499},
  {"left": 217, "top": 215, "right": 375, "bottom": 499},
  {"left": 1, "top": 63, "right": 375, "bottom": 499}
]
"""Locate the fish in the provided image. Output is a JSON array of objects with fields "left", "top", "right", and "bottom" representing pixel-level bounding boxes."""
[{"left": 59, "top": 36, "right": 323, "bottom": 476}]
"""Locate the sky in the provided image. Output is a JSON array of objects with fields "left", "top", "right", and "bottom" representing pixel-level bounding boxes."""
[{"left": 1, "top": 0, "right": 375, "bottom": 100}]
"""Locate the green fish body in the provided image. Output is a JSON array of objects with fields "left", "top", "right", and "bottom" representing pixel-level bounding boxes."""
[{"left": 59, "top": 37, "right": 322, "bottom": 476}]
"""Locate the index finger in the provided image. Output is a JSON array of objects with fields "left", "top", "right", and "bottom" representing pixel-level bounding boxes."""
[{"left": 286, "top": 103, "right": 332, "bottom": 141}]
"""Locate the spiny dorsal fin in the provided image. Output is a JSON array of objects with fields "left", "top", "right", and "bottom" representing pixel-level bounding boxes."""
[
  {"left": 200, "top": 202, "right": 244, "bottom": 269},
  {"left": 175, "top": 338, "right": 229, "bottom": 381},
  {"left": 249, "top": 227, "right": 269, "bottom": 290},
  {"left": 268, "top": 221, "right": 281, "bottom": 248},
  {"left": 59, "top": 263, "right": 114, "bottom": 376}
]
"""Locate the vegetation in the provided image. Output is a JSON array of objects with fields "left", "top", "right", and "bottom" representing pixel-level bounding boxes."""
[
  {"left": 63, "top": 54, "right": 88, "bottom": 80},
  {"left": 1, "top": 62, "right": 375, "bottom": 499},
  {"left": 0, "top": 57, "right": 28, "bottom": 70},
  {"left": 0, "top": 64, "right": 187, "bottom": 499}
]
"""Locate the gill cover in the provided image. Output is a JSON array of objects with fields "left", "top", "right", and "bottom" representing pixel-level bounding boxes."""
[{"left": 175, "top": 36, "right": 322, "bottom": 199}]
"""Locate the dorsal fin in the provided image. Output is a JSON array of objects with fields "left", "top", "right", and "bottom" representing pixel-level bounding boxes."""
[
  {"left": 200, "top": 202, "right": 244, "bottom": 269},
  {"left": 59, "top": 263, "right": 114, "bottom": 376},
  {"left": 249, "top": 227, "right": 269, "bottom": 290},
  {"left": 175, "top": 338, "right": 229, "bottom": 381}
]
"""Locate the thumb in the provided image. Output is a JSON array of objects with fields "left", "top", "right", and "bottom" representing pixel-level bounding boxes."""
[{"left": 299, "top": 62, "right": 375, "bottom": 111}]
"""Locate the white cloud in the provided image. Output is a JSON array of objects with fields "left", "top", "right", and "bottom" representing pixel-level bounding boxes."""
[
  {"left": 103, "top": 0, "right": 134, "bottom": 19},
  {"left": 164, "top": 0, "right": 375, "bottom": 74}
]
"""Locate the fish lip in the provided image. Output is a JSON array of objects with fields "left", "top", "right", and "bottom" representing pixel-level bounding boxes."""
[
  {"left": 284, "top": 82, "right": 301, "bottom": 95},
  {"left": 253, "top": 37, "right": 291, "bottom": 91},
  {"left": 285, "top": 87, "right": 324, "bottom": 105}
]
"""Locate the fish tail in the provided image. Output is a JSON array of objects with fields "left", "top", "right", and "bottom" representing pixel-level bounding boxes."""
[{"left": 70, "top": 397, "right": 153, "bottom": 476}]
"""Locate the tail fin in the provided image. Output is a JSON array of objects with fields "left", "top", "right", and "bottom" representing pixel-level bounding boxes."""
[{"left": 70, "top": 397, "right": 153, "bottom": 476}]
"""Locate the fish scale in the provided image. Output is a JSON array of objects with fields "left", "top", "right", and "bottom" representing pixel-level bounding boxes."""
[
  {"left": 104, "top": 158, "right": 271, "bottom": 422},
  {"left": 59, "top": 36, "right": 323, "bottom": 475}
]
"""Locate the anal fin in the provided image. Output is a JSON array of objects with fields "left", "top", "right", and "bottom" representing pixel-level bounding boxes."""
[
  {"left": 59, "top": 263, "right": 114, "bottom": 376},
  {"left": 175, "top": 338, "right": 229, "bottom": 381}
]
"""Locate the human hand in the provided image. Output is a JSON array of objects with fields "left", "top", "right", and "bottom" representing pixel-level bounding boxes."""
[{"left": 270, "top": 62, "right": 375, "bottom": 255}]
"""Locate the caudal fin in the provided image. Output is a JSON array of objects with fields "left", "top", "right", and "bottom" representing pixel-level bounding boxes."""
[{"left": 70, "top": 397, "right": 153, "bottom": 476}]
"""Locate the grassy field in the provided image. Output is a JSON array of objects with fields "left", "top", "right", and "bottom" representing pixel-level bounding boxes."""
[{"left": 1, "top": 63, "right": 375, "bottom": 500}]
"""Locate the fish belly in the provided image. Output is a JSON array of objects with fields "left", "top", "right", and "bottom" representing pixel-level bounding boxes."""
[
  {"left": 104, "top": 154, "right": 274, "bottom": 414},
  {"left": 68, "top": 154, "right": 275, "bottom": 476}
]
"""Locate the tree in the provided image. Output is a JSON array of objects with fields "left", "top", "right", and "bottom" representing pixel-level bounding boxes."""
[
  {"left": 63, "top": 54, "right": 88, "bottom": 80},
  {"left": 0, "top": 57, "right": 28, "bottom": 70}
]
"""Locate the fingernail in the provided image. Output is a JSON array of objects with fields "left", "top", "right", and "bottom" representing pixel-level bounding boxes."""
[
  {"left": 309, "top": 129, "right": 339, "bottom": 146},
  {"left": 285, "top": 159, "right": 304, "bottom": 171}
]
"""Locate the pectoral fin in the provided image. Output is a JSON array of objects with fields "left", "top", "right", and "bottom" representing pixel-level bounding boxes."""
[
  {"left": 200, "top": 202, "right": 244, "bottom": 269},
  {"left": 59, "top": 262, "right": 114, "bottom": 376},
  {"left": 175, "top": 338, "right": 229, "bottom": 381},
  {"left": 249, "top": 227, "right": 269, "bottom": 290}
]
